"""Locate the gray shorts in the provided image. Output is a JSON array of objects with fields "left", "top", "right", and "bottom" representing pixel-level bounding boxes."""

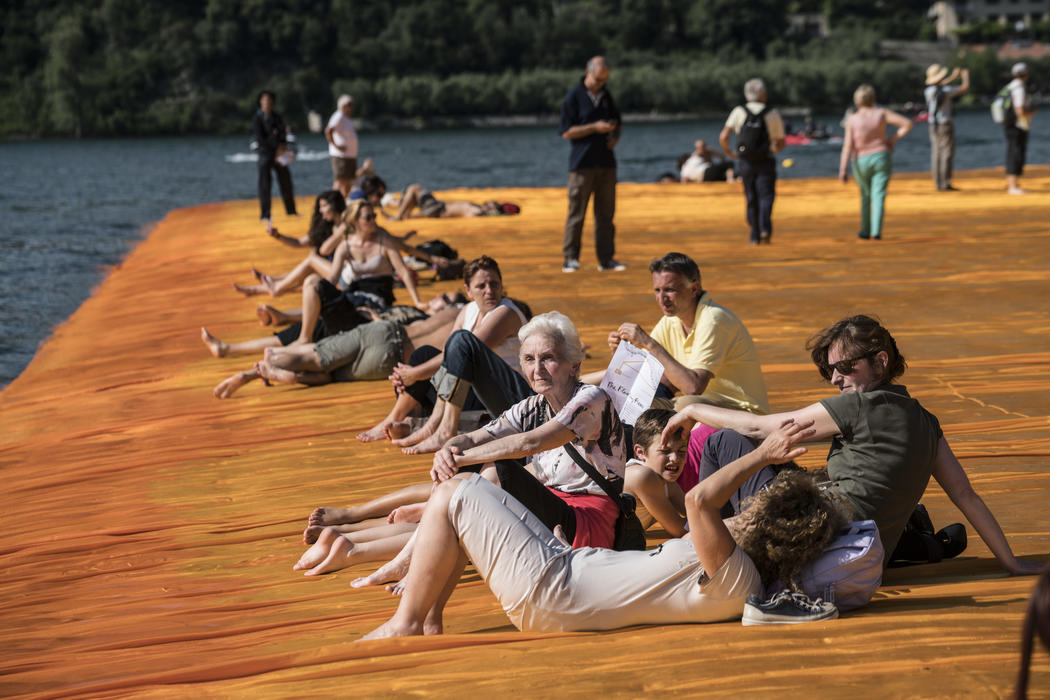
[
  {"left": 418, "top": 190, "right": 446, "bottom": 217},
  {"left": 314, "top": 321, "right": 405, "bottom": 382},
  {"left": 331, "top": 156, "right": 357, "bottom": 180}
]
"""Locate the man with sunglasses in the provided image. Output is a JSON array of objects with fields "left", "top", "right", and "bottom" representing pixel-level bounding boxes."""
[{"left": 660, "top": 314, "right": 1039, "bottom": 576}]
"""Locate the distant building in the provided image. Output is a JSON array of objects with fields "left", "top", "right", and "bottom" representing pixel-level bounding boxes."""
[{"left": 930, "top": 1, "right": 1050, "bottom": 39}]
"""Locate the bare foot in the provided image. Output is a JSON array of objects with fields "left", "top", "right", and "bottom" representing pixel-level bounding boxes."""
[
  {"left": 294, "top": 536, "right": 335, "bottom": 571},
  {"left": 213, "top": 371, "right": 254, "bottom": 398},
  {"left": 383, "top": 421, "right": 412, "bottom": 441},
  {"left": 357, "top": 618, "right": 422, "bottom": 641},
  {"left": 309, "top": 506, "right": 355, "bottom": 527},
  {"left": 302, "top": 524, "right": 324, "bottom": 544},
  {"left": 200, "top": 327, "right": 229, "bottom": 358},
  {"left": 391, "top": 421, "right": 435, "bottom": 448},
  {"left": 251, "top": 265, "right": 265, "bottom": 282},
  {"left": 261, "top": 273, "right": 277, "bottom": 295},
  {"left": 233, "top": 282, "right": 264, "bottom": 297},
  {"left": 423, "top": 607, "right": 443, "bottom": 635},
  {"left": 302, "top": 537, "right": 357, "bottom": 576},
  {"left": 385, "top": 580, "right": 407, "bottom": 596},
  {"left": 350, "top": 555, "right": 410, "bottom": 589},
  {"left": 256, "top": 359, "right": 295, "bottom": 385},
  {"left": 401, "top": 429, "right": 453, "bottom": 455},
  {"left": 256, "top": 304, "right": 284, "bottom": 326},
  {"left": 357, "top": 423, "right": 391, "bottom": 443},
  {"left": 387, "top": 502, "right": 425, "bottom": 524}
]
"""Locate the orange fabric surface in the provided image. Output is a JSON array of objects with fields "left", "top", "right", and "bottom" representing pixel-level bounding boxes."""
[{"left": 2, "top": 168, "right": 1049, "bottom": 697}]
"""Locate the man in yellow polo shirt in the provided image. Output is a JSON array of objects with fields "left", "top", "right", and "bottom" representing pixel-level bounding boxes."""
[{"left": 604, "top": 252, "right": 768, "bottom": 414}]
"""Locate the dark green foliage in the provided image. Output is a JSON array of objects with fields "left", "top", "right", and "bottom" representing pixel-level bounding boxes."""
[{"left": 0, "top": 0, "right": 1033, "bottom": 137}]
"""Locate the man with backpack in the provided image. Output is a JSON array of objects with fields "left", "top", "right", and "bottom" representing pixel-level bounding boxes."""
[
  {"left": 719, "top": 78, "right": 785, "bottom": 245},
  {"left": 924, "top": 64, "right": 969, "bottom": 191},
  {"left": 999, "top": 63, "right": 1037, "bottom": 195}
]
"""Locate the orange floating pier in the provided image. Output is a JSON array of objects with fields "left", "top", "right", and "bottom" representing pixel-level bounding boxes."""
[{"left": 2, "top": 168, "right": 1049, "bottom": 697}]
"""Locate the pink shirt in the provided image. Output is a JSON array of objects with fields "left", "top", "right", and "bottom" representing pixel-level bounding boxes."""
[{"left": 848, "top": 108, "right": 889, "bottom": 158}]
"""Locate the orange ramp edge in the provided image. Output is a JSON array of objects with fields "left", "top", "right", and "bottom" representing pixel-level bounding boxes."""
[{"left": 1, "top": 167, "right": 1049, "bottom": 698}]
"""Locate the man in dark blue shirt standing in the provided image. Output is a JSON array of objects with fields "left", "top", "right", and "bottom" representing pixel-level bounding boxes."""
[{"left": 559, "top": 56, "right": 625, "bottom": 273}]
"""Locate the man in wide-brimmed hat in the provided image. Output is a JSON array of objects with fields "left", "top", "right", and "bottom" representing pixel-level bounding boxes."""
[{"left": 923, "top": 63, "right": 969, "bottom": 191}]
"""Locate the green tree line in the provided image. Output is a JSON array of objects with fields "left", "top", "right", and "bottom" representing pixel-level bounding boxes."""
[{"left": 0, "top": 0, "right": 1042, "bottom": 137}]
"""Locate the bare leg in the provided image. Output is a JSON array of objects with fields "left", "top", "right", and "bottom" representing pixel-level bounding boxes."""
[
  {"left": 358, "top": 391, "right": 420, "bottom": 442},
  {"left": 233, "top": 282, "right": 268, "bottom": 296},
  {"left": 295, "top": 525, "right": 415, "bottom": 575},
  {"left": 303, "top": 516, "right": 391, "bottom": 544},
  {"left": 213, "top": 368, "right": 260, "bottom": 398},
  {"left": 392, "top": 399, "right": 445, "bottom": 448},
  {"left": 257, "top": 304, "right": 300, "bottom": 326},
  {"left": 296, "top": 274, "right": 324, "bottom": 344},
  {"left": 388, "top": 502, "right": 426, "bottom": 524},
  {"left": 263, "top": 344, "right": 325, "bottom": 372},
  {"left": 266, "top": 252, "right": 336, "bottom": 297},
  {"left": 401, "top": 398, "right": 461, "bottom": 455},
  {"left": 391, "top": 183, "right": 423, "bottom": 221},
  {"left": 307, "top": 482, "right": 432, "bottom": 532},
  {"left": 202, "top": 327, "right": 281, "bottom": 358},
  {"left": 358, "top": 480, "right": 466, "bottom": 639},
  {"left": 351, "top": 528, "right": 418, "bottom": 589}
]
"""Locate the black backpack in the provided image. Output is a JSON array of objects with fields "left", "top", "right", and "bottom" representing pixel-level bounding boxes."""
[{"left": 736, "top": 104, "right": 771, "bottom": 163}]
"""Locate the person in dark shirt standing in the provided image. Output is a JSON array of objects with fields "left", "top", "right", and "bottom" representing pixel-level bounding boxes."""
[
  {"left": 252, "top": 90, "right": 298, "bottom": 225},
  {"left": 559, "top": 56, "right": 624, "bottom": 273}
]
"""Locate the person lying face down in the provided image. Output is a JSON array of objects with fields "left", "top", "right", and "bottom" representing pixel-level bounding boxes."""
[
  {"left": 661, "top": 314, "right": 1043, "bottom": 576},
  {"left": 358, "top": 418, "right": 845, "bottom": 639}
]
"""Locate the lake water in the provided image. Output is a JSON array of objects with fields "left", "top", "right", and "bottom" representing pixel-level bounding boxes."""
[{"left": 1, "top": 110, "right": 1046, "bottom": 387}]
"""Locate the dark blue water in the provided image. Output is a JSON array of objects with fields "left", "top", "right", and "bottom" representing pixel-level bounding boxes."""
[{"left": 1, "top": 111, "right": 1046, "bottom": 387}]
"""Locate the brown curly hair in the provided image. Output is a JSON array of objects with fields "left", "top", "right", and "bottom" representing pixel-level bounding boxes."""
[
  {"left": 806, "top": 314, "right": 906, "bottom": 383},
  {"left": 733, "top": 470, "right": 849, "bottom": 588}
]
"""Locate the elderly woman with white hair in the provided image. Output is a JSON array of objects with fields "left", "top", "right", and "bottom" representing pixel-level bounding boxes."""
[
  {"left": 299, "top": 312, "right": 627, "bottom": 582},
  {"left": 427, "top": 310, "right": 628, "bottom": 549}
]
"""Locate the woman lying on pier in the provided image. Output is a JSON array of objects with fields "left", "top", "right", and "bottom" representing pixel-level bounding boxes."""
[
  {"left": 358, "top": 419, "right": 843, "bottom": 638},
  {"left": 384, "top": 183, "right": 521, "bottom": 221},
  {"left": 295, "top": 312, "right": 627, "bottom": 578},
  {"left": 357, "top": 255, "right": 530, "bottom": 443}
]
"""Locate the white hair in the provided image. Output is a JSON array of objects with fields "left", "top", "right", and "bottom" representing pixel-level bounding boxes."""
[
  {"left": 518, "top": 311, "right": 584, "bottom": 366},
  {"left": 744, "top": 78, "right": 766, "bottom": 102}
]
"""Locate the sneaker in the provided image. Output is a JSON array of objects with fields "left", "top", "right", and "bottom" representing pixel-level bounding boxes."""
[
  {"left": 741, "top": 590, "right": 839, "bottom": 626},
  {"left": 562, "top": 258, "right": 580, "bottom": 273},
  {"left": 597, "top": 259, "right": 626, "bottom": 272}
]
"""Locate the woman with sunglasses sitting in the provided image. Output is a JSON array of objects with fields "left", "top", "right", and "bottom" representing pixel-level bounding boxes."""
[{"left": 661, "top": 314, "right": 1040, "bottom": 578}]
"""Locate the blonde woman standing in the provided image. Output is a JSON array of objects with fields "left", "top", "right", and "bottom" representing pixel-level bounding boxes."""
[{"left": 839, "top": 84, "right": 912, "bottom": 240}]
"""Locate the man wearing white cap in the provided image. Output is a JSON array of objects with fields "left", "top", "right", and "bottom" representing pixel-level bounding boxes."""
[
  {"left": 924, "top": 64, "right": 969, "bottom": 191},
  {"left": 326, "top": 95, "right": 359, "bottom": 197},
  {"left": 1003, "top": 63, "right": 1037, "bottom": 195}
]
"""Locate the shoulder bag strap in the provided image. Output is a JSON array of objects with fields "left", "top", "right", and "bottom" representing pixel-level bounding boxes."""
[{"left": 561, "top": 444, "right": 630, "bottom": 514}]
